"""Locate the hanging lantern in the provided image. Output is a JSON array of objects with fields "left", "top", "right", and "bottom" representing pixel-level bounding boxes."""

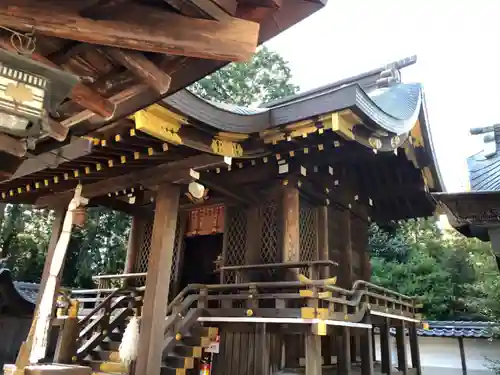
[{"left": 0, "top": 49, "right": 79, "bottom": 138}]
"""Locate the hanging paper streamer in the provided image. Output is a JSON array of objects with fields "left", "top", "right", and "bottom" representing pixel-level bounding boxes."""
[{"left": 119, "top": 315, "right": 140, "bottom": 365}]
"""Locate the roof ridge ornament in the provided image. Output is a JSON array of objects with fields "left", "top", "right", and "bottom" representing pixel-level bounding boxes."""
[
  {"left": 376, "top": 67, "right": 401, "bottom": 88},
  {"left": 471, "top": 124, "right": 499, "bottom": 159}
]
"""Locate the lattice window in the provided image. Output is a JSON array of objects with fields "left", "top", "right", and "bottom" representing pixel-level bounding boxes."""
[
  {"left": 134, "top": 219, "right": 153, "bottom": 286},
  {"left": 168, "top": 215, "right": 182, "bottom": 299},
  {"left": 261, "top": 200, "right": 279, "bottom": 264},
  {"left": 300, "top": 200, "right": 317, "bottom": 276},
  {"left": 223, "top": 206, "right": 247, "bottom": 283}
]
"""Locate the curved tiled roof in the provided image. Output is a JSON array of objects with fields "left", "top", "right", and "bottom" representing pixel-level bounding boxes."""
[
  {"left": 467, "top": 124, "right": 500, "bottom": 191},
  {"left": 419, "top": 321, "right": 497, "bottom": 338},
  {"left": 377, "top": 321, "right": 497, "bottom": 338},
  {"left": 173, "top": 56, "right": 423, "bottom": 139},
  {"left": 0, "top": 268, "right": 37, "bottom": 315}
]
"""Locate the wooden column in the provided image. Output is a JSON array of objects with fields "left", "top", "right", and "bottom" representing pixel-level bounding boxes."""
[
  {"left": 170, "top": 213, "right": 187, "bottom": 299},
  {"left": 280, "top": 183, "right": 300, "bottom": 264},
  {"left": 371, "top": 328, "right": 377, "bottom": 363},
  {"left": 337, "top": 327, "right": 351, "bottom": 375},
  {"left": 36, "top": 207, "right": 67, "bottom": 306},
  {"left": 284, "top": 334, "right": 301, "bottom": 368},
  {"left": 317, "top": 206, "right": 329, "bottom": 278},
  {"left": 358, "top": 215, "right": 371, "bottom": 281},
  {"left": 380, "top": 319, "right": 392, "bottom": 375},
  {"left": 305, "top": 331, "right": 322, "bottom": 375},
  {"left": 14, "top": 206, "right": 66, "bottom": 367},
  {"left": 360, "top": 328, "right": 374, "bottom": 375},
  {"left": 317, "top": 205, "right": 332, "bottom": 367},
  {"left": 124, "top": 216, "right": 145, "bottom": 275},
  {"left": 409, "top": 323, "right": 422, "bottom": 375},
  {"left": 339, "top": 209, "right": 353, "bottom": 289},
  {"left": 396, "top": 323, "right": 408, "bottom": 375},
  {"left": 135, "top": 184, "right": 180, "bottom": 375}
]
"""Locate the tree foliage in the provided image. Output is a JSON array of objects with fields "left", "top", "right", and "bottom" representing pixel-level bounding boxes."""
[
  {"left": 370, "top": 218, "right": 495, "bottom": 321},
  {"left": 190, "top": 46, "right": 299, "bottom": 107}
]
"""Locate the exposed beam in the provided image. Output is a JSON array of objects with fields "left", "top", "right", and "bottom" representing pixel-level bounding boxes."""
[
  {"left": 0, "top": 36, "right": 115, "bottom": 119},
  {"left": 45, "top": 118, "right": 69, "bottom": 142},
  {"left": 165, "top": 0, "right": 233, "bottom": 20},
  {"left": 0, "top": 133, "right": 27, "bottom": 157},
  {"left": 106, "top": 48, "right": 172, "bottom": 94},
  {"left": 90, "top": 196, "right": 151, "bottom": 218},
  {"left": 11, "top": 138, "right": 93, "bottom": 180},
  {"left": 0, "top": 2, "right": 260, "bottom": 62},
  {"left": 35, "top": 154, "right": 230, "bottom": 207}
]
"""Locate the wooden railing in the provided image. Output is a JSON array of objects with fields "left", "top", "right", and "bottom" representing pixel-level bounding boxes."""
[{"left": 53, "top": 273, "right": 147, "bottom": 361}]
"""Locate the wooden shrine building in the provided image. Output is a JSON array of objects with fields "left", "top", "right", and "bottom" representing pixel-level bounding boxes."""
[
  {"left": 435, "top": 124, "right": 500, "bottom": 268},
  {"left": 0, "top": 50, "right": 443, "bottom": 375},
  {"left": 0, "top": 2, "right": 443, "bottom": 374}
]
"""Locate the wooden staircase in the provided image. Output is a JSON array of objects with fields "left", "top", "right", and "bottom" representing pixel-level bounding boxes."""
[
  {"left": 73, "top": 289, "right": 217, "bottom": 375},
  {"left": 81, "top": 319, "right": 217, "bottom": 375}
]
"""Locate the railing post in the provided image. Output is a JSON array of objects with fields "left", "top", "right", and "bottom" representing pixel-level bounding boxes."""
[
  {"left": 54, "top": 300, "right": 80, "bottom": 364},
  {"left": 199, "top": 287, "right": 208, "bottom": 309}
]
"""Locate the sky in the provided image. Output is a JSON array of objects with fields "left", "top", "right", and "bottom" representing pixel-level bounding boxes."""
[{"left": 265, "top": 0, "right": 500, "bottom": 192}]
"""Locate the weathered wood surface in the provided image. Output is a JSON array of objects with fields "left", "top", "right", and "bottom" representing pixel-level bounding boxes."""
[
  {"left": 135, "top": 184, "right": 180, "bottom": 375},
  {"left": 0, "top": 2, "right": 260, "bottom": 61},
  {"left": 212, "top": 329, "right": 282, "bottom": 375}
]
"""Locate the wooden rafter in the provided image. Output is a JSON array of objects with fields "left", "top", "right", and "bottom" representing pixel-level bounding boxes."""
[
  {"left": 0, "top": 133, "right": 27, "bottom": 157},
  {"left": 165, "top": 0, "right": 233, "bottom": 20},
  {"left": 35, "top": 154, "right": 230, "bottom": 207},
  {"left": 0, "top": 2, "right": 260, "bottom": 62},
  {"left": 106, "top": 48, "right": 171, "bottom": 94}
]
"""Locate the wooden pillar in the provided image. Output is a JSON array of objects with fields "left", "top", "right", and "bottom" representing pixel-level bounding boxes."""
[
  {"left": 409, "top": 323, "right": 422, "bottom": 375},
  {"left": 371, "top": 328, "right": 377, "bottom": 363},
  {"left": 317, "top": 206, "right": 329, "bottom": 278},
  {"left": 380, "top": 319, "right": 392, "bottom": 375},
  {"left": 305, "top": 331, "right": 322, "bottom": 375},
  {"left": 284, "top": 334, "right": 300, "bottom": 368},
  {"left": 339, "top": 209, "right": 353, "bottom": 289},
  {"left": 458, "top": 337, "right": 467, "bottom": 375},
  {"left": 396, "top": 323, "right": 408, "bottom": 375},
  {"left": 170, "top": 212, "right": 187, "bottom": 299},
  {"left": 337, "top": 327, "right": 351, "bottom": 375},
  {"left": 280, "top": 183, "right": 300, "bottom": 264},
  {"left": 124, "top": 216, "right": 145, "bottom": 275},
  {"left": 135, "top": 184, "right": 180, "bottom": 375},
  {"left": 360, "top": 328, "right": 374, "bottom": 375},
  {"left": 36, "top": 207, "right": 67, "bottom": 305},
  {"left": 358, "top": 215, "right": 371, "bottom": 281}
]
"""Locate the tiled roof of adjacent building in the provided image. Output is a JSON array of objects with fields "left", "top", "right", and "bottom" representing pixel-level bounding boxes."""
[
  {"left": 419, "top": 321, "right": 497, "bottom": 338},
  {"left": 468, "top": 124, "right": 500, "bottom": 192},
  {"left": 375, "top": 321, "right": 498, "bottom": 339}
]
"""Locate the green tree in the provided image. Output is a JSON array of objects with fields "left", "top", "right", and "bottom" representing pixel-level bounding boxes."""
[
  {"left": 190, "top": 46, "right": 299, "bottom": 106},
  {"left": 370, "top": 218, "right": 488, "bottom": 320}
]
